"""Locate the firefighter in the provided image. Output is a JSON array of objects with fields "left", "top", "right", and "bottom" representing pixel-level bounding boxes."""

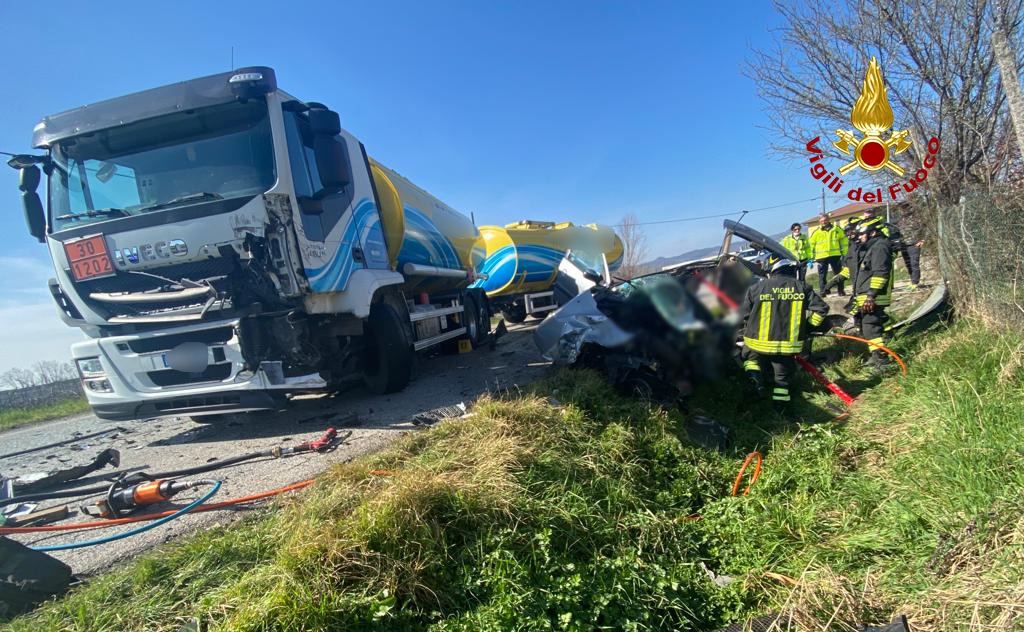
[
  {"left": 781, "top": 222, "right": 811, "bottom": 281},
  {"left": 826, "top": 221, "right": 894, "bottom": 368},
  {"left": 809, "top": 214, "right": 848, "bottom": 296},
  {"left": 862, "top": 208, "right": 923, "bottom": 289},
  {"left": 740, "top": 257, "right": 830, "bottom": 411}
]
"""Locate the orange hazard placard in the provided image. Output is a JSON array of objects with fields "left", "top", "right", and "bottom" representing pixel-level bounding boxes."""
[{"left": 64, "top": 235, "right": 115, "bottom": 281}]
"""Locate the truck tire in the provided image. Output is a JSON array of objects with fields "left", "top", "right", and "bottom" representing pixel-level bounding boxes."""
[
  {"left": 502, "top": 302, "right": 526, "bottom": 324},
  {"left": 464, "top": 293, "right": 489, "bottom": 347},
  {"left": 363, "top": 302, "right": 413, "bottom": 394}
]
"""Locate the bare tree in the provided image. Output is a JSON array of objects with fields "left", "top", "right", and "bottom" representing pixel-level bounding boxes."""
[
  {"left": 31, "top": 361, "right": 77, "bottom": 384},
  {"left": 993, "top": 0, "right": 1024, "bottom": 155},
  {"left": 0, "top": 361, "right": 77, "bottom": 390},
  {"left": 618, "top": 212, "right": 650, "bottom": 279},
  {"left": 747, "top": 0, "right": 1024, "bottom": 208},
  {"left": 1, "top": 367, "right": 38, "bottom": 389}
]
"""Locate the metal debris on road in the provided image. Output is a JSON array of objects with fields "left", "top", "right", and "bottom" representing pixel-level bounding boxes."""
[
  {"left": 412, "top": 402, "right": 468, "bottom": 426},
  {"left": 0, "top": 427, "right": 129, "bottom": 461}
]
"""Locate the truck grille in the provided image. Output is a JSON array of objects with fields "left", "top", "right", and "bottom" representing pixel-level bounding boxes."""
[
  {"left": 76, "top": 258, "right": 237, "bottom": 323},
  {"left": 79, "top": 258, "right": 237, "bottom": 294}
]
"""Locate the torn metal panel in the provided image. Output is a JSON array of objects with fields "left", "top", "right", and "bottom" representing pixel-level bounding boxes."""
[
  {"left": 722, "top": 220, "right": 793, "bottom": 263},
  {"left": 535, "top": 292, "right": 634, "bottom": 364}
]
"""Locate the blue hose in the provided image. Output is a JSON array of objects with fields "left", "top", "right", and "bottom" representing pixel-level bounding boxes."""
[{"left": 31, "top": 480, "right": 222, "bottom": 552}]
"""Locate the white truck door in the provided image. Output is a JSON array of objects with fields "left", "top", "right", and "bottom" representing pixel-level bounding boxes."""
[{"left": 282, "top": 109, "right": 390, "bottom": 294}]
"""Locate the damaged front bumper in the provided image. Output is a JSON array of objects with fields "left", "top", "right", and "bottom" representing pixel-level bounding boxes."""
[
  {"left": 72, "top": 318, "right": 326, "bottom": 421},
  {"left": 534, "top": 292, "right": 634, "bottom": 364}
]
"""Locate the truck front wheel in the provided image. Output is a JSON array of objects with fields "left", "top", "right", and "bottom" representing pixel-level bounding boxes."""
[{"left": 363, "top": 302, "right": 413, "bottom": 394}]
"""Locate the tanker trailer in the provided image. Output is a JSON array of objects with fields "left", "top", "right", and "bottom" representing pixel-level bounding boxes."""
[
  {"left": 8, "top": 66, "right": 491, "bottom": 421},
  {"left": 472, "top": 220, "right": 623, "bottom": 323}
]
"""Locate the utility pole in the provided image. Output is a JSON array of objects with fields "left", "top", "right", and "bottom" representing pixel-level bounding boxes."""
[{"left": 820, "top": 188, "right": 826, "bottom": 216}]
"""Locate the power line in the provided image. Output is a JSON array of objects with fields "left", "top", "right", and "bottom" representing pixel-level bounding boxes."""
[{"left": 613, "top": 195, "right": 820, "bottom": 227}]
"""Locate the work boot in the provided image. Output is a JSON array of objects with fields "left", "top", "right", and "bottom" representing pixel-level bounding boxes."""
[
  {"left": 864, "top": 352, "right": 893, "bottom": 375},
  {"left": 746, "top": 372, "right": 766, "bottom": 399},
  {"left": 771, "top": 400, "right": 788, "bottom": 414}
]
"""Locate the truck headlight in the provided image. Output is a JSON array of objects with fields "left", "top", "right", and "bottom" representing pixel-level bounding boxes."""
[
  {"left": 84, "top": 378, "right": 113, "bottom": 393},
  {"left": 76, "top": 357, "right": 105, "bottom": 379}
]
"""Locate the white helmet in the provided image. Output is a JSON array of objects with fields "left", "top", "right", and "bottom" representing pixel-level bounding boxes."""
[{"left": 770, "top": 258, "right": 798, "bottom": 274}]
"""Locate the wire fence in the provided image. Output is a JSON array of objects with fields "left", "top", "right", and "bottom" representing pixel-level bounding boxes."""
[{"left": 937, "top": 185, "right": 1024, "bottom": 330}]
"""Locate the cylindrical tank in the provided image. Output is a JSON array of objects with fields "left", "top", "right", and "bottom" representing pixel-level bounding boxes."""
[
  {"left": 370, "top": 160, "right": 484, "bottom": 294},
  {"left": 472, "top": 220, "right": 623, "bottom": 297}
]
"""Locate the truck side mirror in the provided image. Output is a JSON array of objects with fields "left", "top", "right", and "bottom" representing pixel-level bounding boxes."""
[
  {"left": 308, "top": 108, "right": 351, "bottom": 196},
  {"left": 19, "top": 165, "right": 46, "bottom": 242}
]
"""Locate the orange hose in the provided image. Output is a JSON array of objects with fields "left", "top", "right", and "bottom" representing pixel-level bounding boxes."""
[
  {"left": 832, "top": 333, "right": 908, "bottom": 376},
  {"left": 0, "top": 480, "right": 314, "bottom": 534},
  {"left": 731, "top": 451, "right": 763, "bottom": 496}
]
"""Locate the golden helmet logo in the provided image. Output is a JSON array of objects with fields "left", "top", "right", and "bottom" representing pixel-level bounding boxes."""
[
  {"left": 804, "top": 56, "right": 939, "bottom": 204},
  {"left": 832, "top": 56, "right": 912, "bottom": 176}
]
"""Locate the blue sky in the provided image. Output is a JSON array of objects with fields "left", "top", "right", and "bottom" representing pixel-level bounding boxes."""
[{"left": 0, "top": 1, "right": 849, "bottom": 370}]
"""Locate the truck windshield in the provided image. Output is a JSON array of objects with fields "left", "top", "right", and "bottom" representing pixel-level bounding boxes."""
[{"left": 48, "top": 100, "right": 275, "bottom": 232}]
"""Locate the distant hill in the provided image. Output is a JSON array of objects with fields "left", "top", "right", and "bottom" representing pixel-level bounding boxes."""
[{"left": 644, "top": 230, "right": 789, "bottom": 270}]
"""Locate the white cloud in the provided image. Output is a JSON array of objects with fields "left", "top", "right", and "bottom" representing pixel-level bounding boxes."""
[{"left": 0, "top": 301, "right": 86, "bottom": 373}]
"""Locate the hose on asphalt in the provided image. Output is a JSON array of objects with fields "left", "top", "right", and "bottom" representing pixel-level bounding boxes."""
[
  {"left": 0, "top": 429, "right": 344, "bottom": 508},
  {"left": 0, "top": 479, "right": 312, "bottom": 534},
  {"left": 28, "top": 480, "right": 221, "bottom": 551}
]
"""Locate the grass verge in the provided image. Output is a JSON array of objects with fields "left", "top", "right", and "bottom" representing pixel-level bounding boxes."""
[
  {"left": 3, "top": 319, "right": 1022, "bottom": 631},
  {"left": 0, "top": 397, "right": 90, "bottom": 432}
]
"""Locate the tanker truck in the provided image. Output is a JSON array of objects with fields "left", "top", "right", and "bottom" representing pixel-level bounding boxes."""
[
  {"left": 473, "top": 220, "right": 623, "bottom": 323},
  {"left": 7, "top": 67, "right": 494, "bottom": 421}
]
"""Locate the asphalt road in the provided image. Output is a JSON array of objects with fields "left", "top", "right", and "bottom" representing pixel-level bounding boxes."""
[{"left": 0, "top": 322, "right": 550, "bottom": 576}]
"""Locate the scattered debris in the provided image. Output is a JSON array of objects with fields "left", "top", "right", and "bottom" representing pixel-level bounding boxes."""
[
  {"left": 684, "top": 416, "right": 731, "bottom": 452},
  {"left": 700, "top": 561, "right": 734, "bottom": 587},
  {"left": 0, "top": 427, "right": 129, "bottom": 461},
  {"left": 3, "top": 505, "right": 70, "bottom": 527},
  {"left": 412, "top": 402, "right": 468, "bottom": 426},
  {"left": 14, "top": 448, "right": 120, "bottom": 492}
]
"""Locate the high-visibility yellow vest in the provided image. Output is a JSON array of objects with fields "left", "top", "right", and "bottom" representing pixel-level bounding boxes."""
[{"left": 809, "top": 225, "right": 848, "bottom": 259}]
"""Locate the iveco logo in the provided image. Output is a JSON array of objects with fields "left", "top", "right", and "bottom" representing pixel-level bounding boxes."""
[{"left": 112, "top": 239, "right": 188, "bottom": 267}]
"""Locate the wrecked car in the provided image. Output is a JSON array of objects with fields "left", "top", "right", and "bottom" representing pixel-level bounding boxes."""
[{"left": 534, "top": 220, "right": 797, "bottom": 399}]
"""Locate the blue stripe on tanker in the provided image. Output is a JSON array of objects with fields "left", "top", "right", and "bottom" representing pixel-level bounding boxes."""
[
  {"left": 516, "top": 244, "right": 565, "bottom": 281},
  {"left": 396, "top": 206, "right": 463, "bottom": 271},
  {"left": 471, "top": 245, "right": 517, "bottom": 292},
  {"left": 473, "top": 243, "right": 566, "bottom": 291},
  {"left": 305, "top": 201, "right": 464, "bottom": 294},
  {"left": 305, "top": 198, "right": 378, "bottom": 293}
]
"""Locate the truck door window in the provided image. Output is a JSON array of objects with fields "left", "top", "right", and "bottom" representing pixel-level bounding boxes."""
[{"left": 283, "top": 111, "right": 352, "bottom": 242}]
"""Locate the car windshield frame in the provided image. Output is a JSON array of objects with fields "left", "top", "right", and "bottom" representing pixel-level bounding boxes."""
[{"left": 47, "top": 99, "right": 277, "bottom": 233}]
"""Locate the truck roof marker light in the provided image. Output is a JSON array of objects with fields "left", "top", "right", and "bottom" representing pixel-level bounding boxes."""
[{"left": 229, "top": 72, "right": 264, "bottom": 84}]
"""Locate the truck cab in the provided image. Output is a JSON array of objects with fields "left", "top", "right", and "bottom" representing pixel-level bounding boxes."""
[{"left": 10, "top": 67, "right": 489, "bottom": 421}]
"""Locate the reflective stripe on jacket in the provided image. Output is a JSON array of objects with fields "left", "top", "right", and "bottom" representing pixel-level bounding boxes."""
[
  {"left": 781, "top": 234, "right": 811, "bottom": 262},
  {"left": 809, "top": 224, "right": 848, "bottom": 259},
  {"left": 740, "top": 275, "right": 829, "bottom": 354},
  {"left": 851, "top": 236, "right": 893, "bottom": 306}
]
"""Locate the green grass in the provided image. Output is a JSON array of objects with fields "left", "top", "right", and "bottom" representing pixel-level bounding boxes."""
[
  {"left": 4, "top": 319, "right": 1023, "bottom": 631},
  {"left": 0, "top": 397, "right": 90, "bottom": 431}
]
